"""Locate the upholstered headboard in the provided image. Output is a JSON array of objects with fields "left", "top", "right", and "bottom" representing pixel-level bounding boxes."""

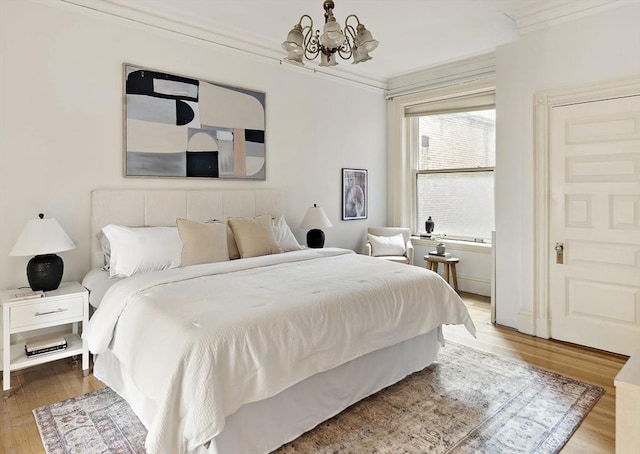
[{"left": 90, "top": 189, "right": 284, "bottom": 268}]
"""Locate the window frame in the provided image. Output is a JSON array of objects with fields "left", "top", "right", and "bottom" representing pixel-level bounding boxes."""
[
  {"left": 387, "top": 79, "right": 496, "bottom": 246},
  {"left": 407, "top": 98, "right": 496, "bottom": 243}
]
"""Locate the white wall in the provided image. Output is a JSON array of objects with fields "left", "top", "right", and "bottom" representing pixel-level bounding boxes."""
[
  {"left": 412, "top": 241, "right": 492, "bottom": 296},
  {"left": 494, "top": 3, "right": 640, "bottom": 328},
  {"left": 0, "top": 1, "right": 387, "bottom": 291}
]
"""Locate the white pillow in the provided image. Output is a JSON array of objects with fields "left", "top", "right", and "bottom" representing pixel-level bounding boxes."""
[
  {"left": 272, "top": 216, "right": 303, "bottom": 252},
  {"left": 101, "top": 224, "right": 182, "bottom": 278},
  {"left": 96, "top": 230, "right": 111, "bottom": 270},
  {"left": 367, "top": 233, "right": 406, "bottom": 257}
]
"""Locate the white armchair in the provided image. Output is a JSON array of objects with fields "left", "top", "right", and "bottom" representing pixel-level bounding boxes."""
[{"left": 365, "top": 227, "right": 414, "bottom": 265}]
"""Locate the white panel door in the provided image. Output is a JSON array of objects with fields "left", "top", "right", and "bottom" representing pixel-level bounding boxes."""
[{"left": 549, "top": 95, "right": 640, "bottom": 355}]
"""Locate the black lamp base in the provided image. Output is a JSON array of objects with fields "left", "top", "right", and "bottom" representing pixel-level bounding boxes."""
[
  {"left": 27, "top": 254, "right": 64, "bottom": 291},
  {"left": 306, "top": 229, "right": 325, "bottom": 248}
]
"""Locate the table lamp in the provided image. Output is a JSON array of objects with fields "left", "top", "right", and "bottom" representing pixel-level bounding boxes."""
[
  {"left": 300, "top": 204, "right": 332, "bottom": 248},
  {"left": 9, "top": 213, "right": 76, "bottom": 291}
]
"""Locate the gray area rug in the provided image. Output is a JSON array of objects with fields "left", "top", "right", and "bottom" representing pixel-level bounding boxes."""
[{"left": 34, "top": 343, "right": 603, "bottom": 454}]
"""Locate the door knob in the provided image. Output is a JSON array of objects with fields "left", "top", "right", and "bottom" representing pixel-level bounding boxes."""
[{"left": 555, "top": 242, "right": 564, "bottom": 264}]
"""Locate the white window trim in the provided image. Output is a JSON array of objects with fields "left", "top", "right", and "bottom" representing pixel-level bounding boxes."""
[
  {"left": 411, "top": 236, "right": 492, "bottom": 254},
  {"left": 412, "top": 113, "right": 495, "bottom": 242},
  {"left": 387, "top": 79, "right": 496, "bottom": 241}
]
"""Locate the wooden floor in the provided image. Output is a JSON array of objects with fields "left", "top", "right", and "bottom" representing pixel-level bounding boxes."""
[
  {"left": 0, "top": 293, "right": 627, "bottom": 453},
  {"left": 443, "top": 293, "right": 628, "bottom": 454}
]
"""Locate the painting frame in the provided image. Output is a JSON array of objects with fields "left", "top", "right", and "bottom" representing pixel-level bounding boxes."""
[
  {"left": 342, "top": 168, "right": 368, "bottom": 220},
  {"left": 123, "top": 63, "right": 266, "bottom": 180}
]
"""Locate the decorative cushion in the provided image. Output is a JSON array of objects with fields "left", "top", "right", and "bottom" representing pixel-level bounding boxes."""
[
  {"left": 176, "top": 218, "right": 229, "bottom": 267},
  {"left": 367, "top": 233, "right": 406, "bottom": 257},
  {"left": 228, "top": 215, "right": 281, "bottom": 258},
  {"left": 207, "top": 220, "right": 241, "bottom": 260},
  {"left": 101, "top": 225, "right": 182, "bottom": 278},
  {"left": 272, "top": 216, "right": 303, "bottom": 252}
]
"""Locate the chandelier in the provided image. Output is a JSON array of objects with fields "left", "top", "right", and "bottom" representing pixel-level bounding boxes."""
[{"left": 281, "top": 0, "right": 379, "bottom": 67}]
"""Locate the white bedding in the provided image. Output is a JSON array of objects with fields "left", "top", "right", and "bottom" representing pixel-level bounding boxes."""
[
  {"left": 83, "top": 248, "right": 475, "bottom": 454},
  {"left": 81, "top": 268, "right": 122, "bottom": 308}
]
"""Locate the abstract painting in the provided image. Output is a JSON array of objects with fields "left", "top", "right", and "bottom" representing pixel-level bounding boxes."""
[
  {"left": 342, "top": 168, "right": 367, "bottom": 220},
  {"left": 124, "top": 64, "right": 266, "bottom": 179}
]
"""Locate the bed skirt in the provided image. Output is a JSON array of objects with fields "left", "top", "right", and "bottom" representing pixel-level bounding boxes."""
[{"left": 94, "top": 327, "right": 442, "bottom": 454}]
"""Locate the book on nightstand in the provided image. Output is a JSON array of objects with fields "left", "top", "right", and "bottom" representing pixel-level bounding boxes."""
[
  {"left": 9, "top": 289, "right": 45, "bottom": 301},
  {"left": 419, "top": 232, "right": 444, "bottom": 239},
  {"left": 25, "top": 335, "right": 68, "bottom": 357},
  {"left": 428, "top": 251, "right": 451, "bottom": 257}
]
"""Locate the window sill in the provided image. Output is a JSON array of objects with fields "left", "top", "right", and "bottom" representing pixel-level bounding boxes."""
[{"left": 411, "top": 236, "right": 492, "bottom": 254}]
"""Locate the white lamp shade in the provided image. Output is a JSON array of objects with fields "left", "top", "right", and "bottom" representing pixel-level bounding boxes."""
[
  {"left": 10, "top": 217, "right": 76, "bottom": 257},
  {"left": 319, "top": 18, "right": 345, "bottom": 49},
  {"left": 300, "top": 205, "right": 333, "bottom": 229},
  {"left": 284, "top": 51, "right": 305, "bottom": 65},
  {"left": 282, "top": 25, "right": 304, "bottom": 52},
  {"left": 319, "top": 52, "right": 338, "bottom": 67},
  {"left": 355, "top": 25, "right": 378, "bottom": 53},
  {"left": 352, "top": 46, "right": 372, "bottom": 64}
]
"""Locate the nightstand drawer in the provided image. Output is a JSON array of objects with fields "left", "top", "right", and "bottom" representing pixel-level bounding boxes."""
[{"left": 10, "top": 296, "right": 85, "bottom": 329}]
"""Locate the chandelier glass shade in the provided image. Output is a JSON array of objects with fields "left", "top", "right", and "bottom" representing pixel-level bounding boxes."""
[{"left": 282, "top": 0, "right": 378, "bottom": 67}]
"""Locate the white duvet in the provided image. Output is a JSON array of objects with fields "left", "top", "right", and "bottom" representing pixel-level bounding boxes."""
[{"left": 83, "top": 248, "right": 475, "bottom": 454}]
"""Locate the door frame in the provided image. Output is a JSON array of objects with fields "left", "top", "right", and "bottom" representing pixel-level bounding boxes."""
[{"left": 532, "top": 75, "right": 640, "bottom": 339}]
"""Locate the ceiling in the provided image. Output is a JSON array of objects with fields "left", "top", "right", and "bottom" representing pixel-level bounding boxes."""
[{"left": 70, "top": 0, "right": 621, "bottom": 87}]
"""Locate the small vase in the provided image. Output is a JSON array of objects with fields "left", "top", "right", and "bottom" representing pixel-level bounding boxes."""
[
  {"left": 425, "top": 216, "right": 435, "bottom": 234},
  {"left": 436, "top": 243, "right": 446, "bottom": 255}
]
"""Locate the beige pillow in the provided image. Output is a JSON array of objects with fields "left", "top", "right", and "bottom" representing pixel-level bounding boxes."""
[
  {"left": 228, "top": 214, "right": 281, "bottom": 258},
  {"left": 176, "top": 218, "right": 229, "bottom": 266},
  {"left": 207, "top": 220, "right": 241, "bottom": 260}
]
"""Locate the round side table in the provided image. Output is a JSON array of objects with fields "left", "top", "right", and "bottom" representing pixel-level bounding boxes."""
[{"left": 424, "top": 255, "right": 460, "bottom": 292}]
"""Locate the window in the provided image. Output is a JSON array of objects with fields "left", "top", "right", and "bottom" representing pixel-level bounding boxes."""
[{"left": 412, "top": 108, "right": 495, "bottom": 242}]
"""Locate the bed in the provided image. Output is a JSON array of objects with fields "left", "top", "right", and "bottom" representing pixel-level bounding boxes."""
[{"left": 82, "top": 189, "right": 475, "bottom": 454}]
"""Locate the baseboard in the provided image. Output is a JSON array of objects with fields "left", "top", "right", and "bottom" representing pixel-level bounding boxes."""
[
  {"left": 518, "top": 310, "right": 535, "bottom": 335},
  {"left": 460, "top": 276, "right": 491, "bottom": 297},
  {"left": 535, "top": 317, "right": 550, "bottom": 339},
  {"left": 429, "top": 273, "right": 491, "bottom": 297}
]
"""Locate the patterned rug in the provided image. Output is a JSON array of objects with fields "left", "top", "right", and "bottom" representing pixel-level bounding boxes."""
[{"left": 34, "top": 343, "right": 604, "bottom": 454}]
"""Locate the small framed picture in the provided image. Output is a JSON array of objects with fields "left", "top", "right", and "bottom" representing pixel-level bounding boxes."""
[{"left": 342, "top": 168, "right": 367, "bottom": 220}]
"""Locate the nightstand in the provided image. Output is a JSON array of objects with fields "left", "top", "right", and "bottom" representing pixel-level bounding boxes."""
[{"left": 1, "top": 282, "right": 89, "bottom": 396}]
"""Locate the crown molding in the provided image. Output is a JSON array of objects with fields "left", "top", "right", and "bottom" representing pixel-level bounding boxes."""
[
  {"left": 505, "top": 0, "right": 625, "bottom": 35},
  {"left": 386, "top": 52, "right": 495, "bottom": 99},
  {"left": 59, "top": 0, "right": 387, "bottom": 91}
]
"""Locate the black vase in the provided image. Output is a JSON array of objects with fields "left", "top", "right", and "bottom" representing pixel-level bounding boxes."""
[
  {"left": 425, "top": 216, "right": 435, "bottom": 234},
  {"left": 306, "top": 229, "right": 325, "bottom": 248},
  {"left": 27, "top": 254, "right": 64, "bottom": 291}
]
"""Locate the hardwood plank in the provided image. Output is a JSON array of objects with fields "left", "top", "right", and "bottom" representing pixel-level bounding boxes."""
[
  {"left": 0, "top": 293, "right": 625, "bottom": 453},
  {"left": 443, "top": 292, "right": 625, "bottom": 454},
  {"left": 1, "top": 356, "right": 104, "bottom": 454}
]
